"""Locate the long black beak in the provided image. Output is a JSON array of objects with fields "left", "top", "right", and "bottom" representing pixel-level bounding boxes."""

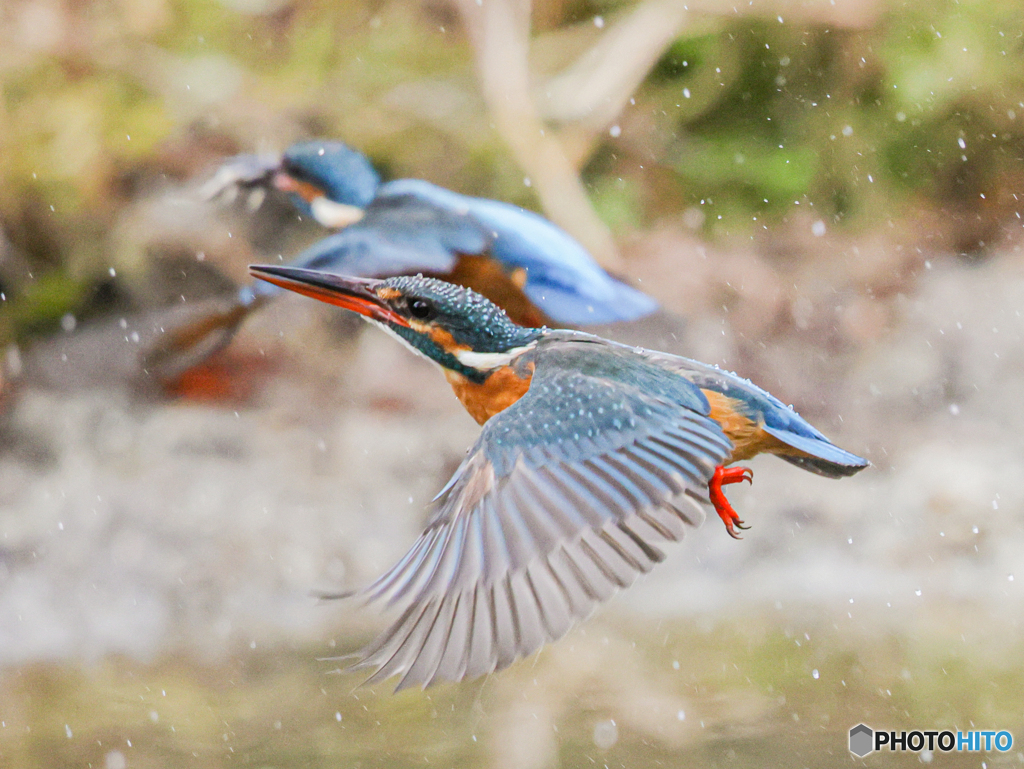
[{"left": 248, "top": 265, "right": 410, "bottom": 327}]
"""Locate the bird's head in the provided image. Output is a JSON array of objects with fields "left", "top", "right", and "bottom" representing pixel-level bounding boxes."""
[
  {"left": 250, "top": 266, "right": 542, "bottom": 383},
  {"left": 274, "top": 141, "right": 381, "bottom": 227}
]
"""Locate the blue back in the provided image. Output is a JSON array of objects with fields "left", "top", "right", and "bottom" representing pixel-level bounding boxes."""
[{"left": 379, "top": 180, "right": 659, "bottom": 325}]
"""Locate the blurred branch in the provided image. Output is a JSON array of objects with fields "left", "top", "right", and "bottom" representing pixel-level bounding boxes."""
[
  {"left": 450, "top": 0, "right": 887, "bottom": 266},
  {"left": 535, "top": 0, "right": 694, "bottom": 130},
  {"left": 453, "top": 0, "right": 623, "bottom": 269}
]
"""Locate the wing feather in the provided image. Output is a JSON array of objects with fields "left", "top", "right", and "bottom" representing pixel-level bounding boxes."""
[
  {"left": 491, "top": 580, "right": 519, "bottom": 670},
  {"left": 557, "top": 541, "right": 617, "bottom": 602},
  {"left": 463, "top": 586, "right": 498, "bottom": 680},
  {"left": 430, "top": 591, "right": 472, "bottom": 684},
  {"left": 525, "top": 564, "right": 573, "bottom": 640}
]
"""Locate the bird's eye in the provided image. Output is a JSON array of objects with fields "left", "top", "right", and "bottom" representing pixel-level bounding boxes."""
[{"left": 409, "top": 299, "right": 434, "bottom": 320}]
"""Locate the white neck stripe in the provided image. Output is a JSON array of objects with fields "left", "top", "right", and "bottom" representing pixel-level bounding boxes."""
[
  {"left": 311, "top": 198, "right": 365, "bottom": 228},
  {"left": 453, "top": 343, "right": 536, "bottom": 371}
]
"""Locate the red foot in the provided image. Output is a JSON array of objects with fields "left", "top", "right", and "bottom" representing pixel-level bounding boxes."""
[{"left": 710, "top": 465, "right": 753, "bottom": 539}]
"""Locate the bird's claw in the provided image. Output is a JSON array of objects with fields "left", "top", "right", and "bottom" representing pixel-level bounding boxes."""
[
  {"left": 721, "top": 512, "right": 748, "bottom": 539},
  {"left": 709, "top": 464, "right": 754, "bottom": 539}
]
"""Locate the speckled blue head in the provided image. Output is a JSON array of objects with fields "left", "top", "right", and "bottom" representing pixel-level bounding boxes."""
[
  {"left": 281, "top": 140, "right": 380, "bottom": 211},
  {"left": 378, "top": 275, "right": 540, "bottom": 354}
]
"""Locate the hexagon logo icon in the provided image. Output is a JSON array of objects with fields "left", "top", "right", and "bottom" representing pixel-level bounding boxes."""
[{"left": 849, "top": 723, "right": 874, "bottom": 757}]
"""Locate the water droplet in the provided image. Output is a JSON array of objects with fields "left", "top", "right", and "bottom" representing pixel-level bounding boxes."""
[{"left": 593, "top": 719, "right": 618, "bottom": 749}]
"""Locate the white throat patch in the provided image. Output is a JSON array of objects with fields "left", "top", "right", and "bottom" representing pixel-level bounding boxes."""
[
  {"left": 453, "top": 343, "right": 536, "bottom": 371},
  {"left": 368, "top": 318, "right": 536, "bottom": 374},
  {"left": 311, "top": 198, "right": 366, "bottom": 229}
]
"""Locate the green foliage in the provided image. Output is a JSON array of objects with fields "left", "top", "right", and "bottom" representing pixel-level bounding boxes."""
[
  {"left": 674, "top": 137, "right": 818, "bottom": 209},
  {"left": 589, "top": 174, "right": 643, "bottom": 234},
  {"left": 599, "top": 0, "right": 1024, "bottom": 235},
  {"left": 0, "top": 270, "right": 87, "bottom": 346}
]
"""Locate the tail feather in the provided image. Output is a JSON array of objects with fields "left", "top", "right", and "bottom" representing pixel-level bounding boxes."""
[
  {"left": 778, "top": 453, "right": 865, "bottom": 478},
  {"left": 762, "top": 425, "right": 869, "bottom": 478}
]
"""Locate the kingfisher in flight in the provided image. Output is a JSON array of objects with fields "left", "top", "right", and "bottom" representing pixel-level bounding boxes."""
[
  {"left": 250, "top": 264, "right": 868, "bottom": 691},
  {"left": 203, "top": 140, "right": 656, "bottom": 325},
  {"left": 150, "top": 141, "right": 658, "bottom": 386}
]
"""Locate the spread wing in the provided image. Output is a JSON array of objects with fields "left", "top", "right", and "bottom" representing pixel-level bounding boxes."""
[{"left": 343, "top": 340, "right": 731, "bottom": 690}]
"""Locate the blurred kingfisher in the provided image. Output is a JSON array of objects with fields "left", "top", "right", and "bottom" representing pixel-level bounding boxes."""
[
  {"left": 250, "top": 264, "right": 868, "bottom": 691},
  {"left": 150, "top": 141, "right": 658, "bottom": 383},
  {"left": 203, "top": 140, "right": 656, "bottom": 324}
]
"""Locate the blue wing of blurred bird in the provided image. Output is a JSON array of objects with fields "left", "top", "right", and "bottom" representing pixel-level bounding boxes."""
[
  {"left": 244, "top": 187, "right": 490, "bottom": 304},
  {"left": 381, "top": 180, "right": 658, "bottom": 325}
]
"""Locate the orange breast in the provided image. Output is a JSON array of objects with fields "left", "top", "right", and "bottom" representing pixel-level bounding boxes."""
[
  {"left": 702, "top": 389, "right": 798, "bottom": 463},
  {"left": 446, "top": 364, "right": 534, "bottom": 425}
]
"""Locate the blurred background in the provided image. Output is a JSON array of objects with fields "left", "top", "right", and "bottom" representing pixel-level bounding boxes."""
[{"left": 2, "top": 0, "right": 1024, "bottom": 765}]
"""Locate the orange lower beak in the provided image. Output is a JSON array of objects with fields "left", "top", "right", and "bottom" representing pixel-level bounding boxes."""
[
  {"left": 249, "top": 265, "right": 411, "bottom": 328},
  {"left": 271, "top": 171, "right": 323, "bottom": 204}
]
